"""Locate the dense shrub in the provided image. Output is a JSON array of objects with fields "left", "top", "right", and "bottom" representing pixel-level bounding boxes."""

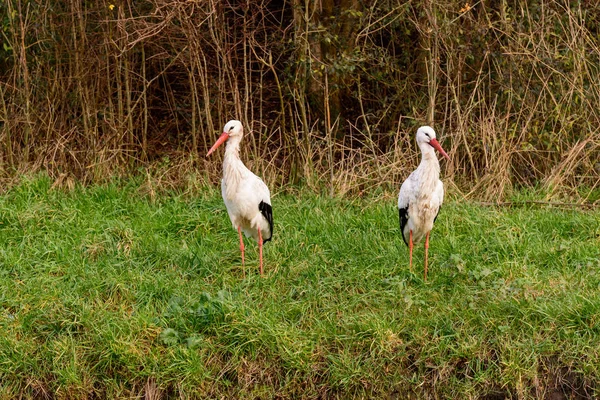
[{"left": 1, "top": 0, "right": 598, "bottom": 198}]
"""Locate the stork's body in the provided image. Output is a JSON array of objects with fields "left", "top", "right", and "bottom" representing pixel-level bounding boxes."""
[
  {"left": 207, "top": 120, "right": 273, "bottom": 276},
  {"left": 398, "top": 126, "right": 450, "bottom": 280}
]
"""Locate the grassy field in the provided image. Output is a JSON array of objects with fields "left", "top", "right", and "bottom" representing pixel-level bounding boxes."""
[{"left": 0, "top": 175, "right": 599, "bottom": 399}]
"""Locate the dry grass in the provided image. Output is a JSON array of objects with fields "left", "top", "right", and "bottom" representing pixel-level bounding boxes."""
[{"left": 0, "top": 0, "right": 599, "bottom": 199}]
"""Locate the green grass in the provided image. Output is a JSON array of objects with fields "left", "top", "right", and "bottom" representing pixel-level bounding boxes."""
[{"left": 0, "top": 175, "right": 599, "bottom": 399}]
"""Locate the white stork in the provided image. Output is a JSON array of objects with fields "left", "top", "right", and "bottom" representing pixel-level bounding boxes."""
[
  {"left": 398, "top": 126, "right": 450, "bottom": 280},
  {"left": 207, "top": 120, "right": 273, "bottom": 276}
]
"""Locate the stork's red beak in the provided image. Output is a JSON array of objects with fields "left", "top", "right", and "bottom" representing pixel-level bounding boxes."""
[
  {"left": 429, "top": 138, "right": 450, "bottom": 160},
  {"left": 206, "top": 132, "right": 229, "bottom": 156}
]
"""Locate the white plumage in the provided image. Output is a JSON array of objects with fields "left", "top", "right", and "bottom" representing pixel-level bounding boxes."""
[
  {"left": 207, "top": 120, "right": 273, "bottom": 276},
  {"left": 398, "top": 126, "right": 450, "bottom": 280}
]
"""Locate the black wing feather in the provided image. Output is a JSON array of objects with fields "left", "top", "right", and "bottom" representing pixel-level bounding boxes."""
[
  {"left": 434, "top": 205, "right": 441, "bottom": 223},
  {"left": 258, "top": 200, "right": 273, "bottom": 243},
  {"left": 399, "top": 206, "right": 409, "bottom": 246}
]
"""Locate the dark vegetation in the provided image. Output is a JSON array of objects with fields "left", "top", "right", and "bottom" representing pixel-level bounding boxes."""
[{"left": 0, "top": 0, "right": 599, "bottom": 198}]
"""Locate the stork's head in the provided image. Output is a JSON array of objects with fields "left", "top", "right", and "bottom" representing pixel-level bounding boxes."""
[
  {"left": 207, "top": 120, "right": 244, "bottom": 156},
  {"left": 416, "top": 126, "right": 450, "bottom": 160}
]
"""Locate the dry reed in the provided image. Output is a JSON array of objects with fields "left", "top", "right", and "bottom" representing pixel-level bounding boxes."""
[{"left": 0, "top": 0, "right": 598, "bottom": 200}]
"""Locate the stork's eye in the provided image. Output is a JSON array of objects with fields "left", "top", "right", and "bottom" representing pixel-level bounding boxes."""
[
  {"left": 229, "top": 126, "right": 234, "bottom": 131},
  {"left": 424, "top": 132, "right": 430, "bottom": 138}
]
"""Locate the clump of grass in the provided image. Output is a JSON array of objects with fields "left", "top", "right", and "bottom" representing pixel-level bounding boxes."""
[{"left": 0, "top": 174, "right": 599, "bottom": 398}]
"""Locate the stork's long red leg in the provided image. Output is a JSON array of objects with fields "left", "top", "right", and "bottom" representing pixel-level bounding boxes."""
[
  {"left": 409, "top": 230, "right": 414, "bottom": 272},
  {"left": 238, "top": 226, "right": 245, "bottom": 277},
  {"left": 424, "top": 231, "right": 430, "bottom": 281},
  {"left": 258, "top": 229, "right": 264, "bottom": 276}
]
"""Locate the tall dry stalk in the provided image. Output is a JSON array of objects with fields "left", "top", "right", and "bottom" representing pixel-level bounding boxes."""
[{"left": 0, "top": 0, "right": 597, "bottom": 199}]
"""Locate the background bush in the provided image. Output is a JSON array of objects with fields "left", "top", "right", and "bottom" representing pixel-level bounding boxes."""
[{"left": 1, "top": 0, "right": 599, "bottom": 199}]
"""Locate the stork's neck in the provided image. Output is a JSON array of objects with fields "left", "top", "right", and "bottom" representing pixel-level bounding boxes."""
[
  {"left": 416, "top": 143, "right": 441, "bottom": 191},
  {"left": 222, "top": 135, "right": 248, "bottom": 199}
]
